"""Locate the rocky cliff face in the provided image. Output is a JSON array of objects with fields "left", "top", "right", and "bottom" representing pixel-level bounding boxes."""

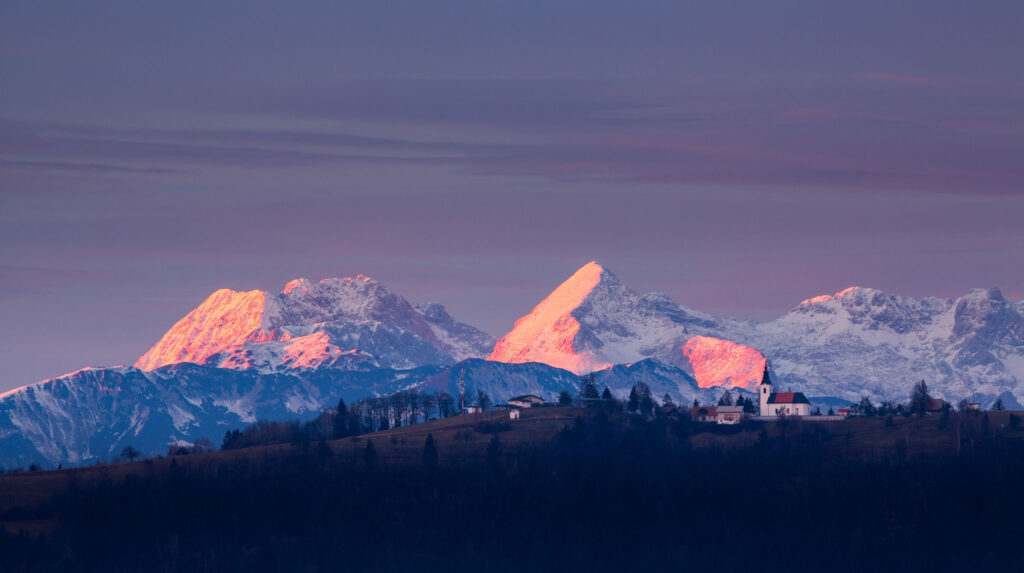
[
  {"left": 137, "top": 275, "right": 494, "bottom": 372},
  {"left": 487, "top": 263, "right": 1024, "bottom": 406}
]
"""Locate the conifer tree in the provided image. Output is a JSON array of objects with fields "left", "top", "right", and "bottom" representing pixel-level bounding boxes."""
[
  {"left": 335, "top": 397, "right": 350, "bottom": 439},
  {"left": 580, "top": 374, "right": 600, "bottom": 399},
  {"left": 363, "top": 439, "right": 377, "bottom": 466},
  {"left": 422, "top": 433, "right": 438, "bottom": 468},
  {"left": 717, "top": 390, "right": 734, "bottom": 407},
  {"left": 909, "top": 380, "right": 931, "bottom": 416},
  {"left": 558, "top": 390, "right": 573, "bottom": 406}
]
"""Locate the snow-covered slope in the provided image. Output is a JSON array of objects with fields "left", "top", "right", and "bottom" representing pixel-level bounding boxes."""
[
  {"left": 488, "top": 263, "right": 1024, "bottom": 406},
  {"left": 739, "top": 286, "right": 1024, "bottom": 404},
  {"left": 487, "top": 262, "right": 743, "bottom": 381},
  {"left": 0, "top": 362, "right": 442, "bottom": 467},
  {"left": 137, "top": 275, "right": 494, "bottom": 373},
  {"left": 5, "top": 263, "right": 1021, "bottom": 468}
]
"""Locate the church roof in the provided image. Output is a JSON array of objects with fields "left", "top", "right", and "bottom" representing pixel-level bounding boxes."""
[{"left": 767, "top": 392, "right": 810, "bottom": 405}]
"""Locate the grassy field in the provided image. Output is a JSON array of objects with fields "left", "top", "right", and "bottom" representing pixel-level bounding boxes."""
[
  {"left": 2, "top": 407, "right": 1021, "bottom": 536},
  {"left": 0, "top": 407, "right": 582, "bottom": 519},
  {"left": 689, "top": 409, "right": 1024, "bottom": 464}
]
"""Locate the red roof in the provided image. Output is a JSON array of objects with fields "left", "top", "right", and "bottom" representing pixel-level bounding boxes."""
[
  {"left": 767, "top": 392, "right": 810, "bottom": 405},
  {"left": 690, "top": 406, "right": 717, "bottom": 418}
]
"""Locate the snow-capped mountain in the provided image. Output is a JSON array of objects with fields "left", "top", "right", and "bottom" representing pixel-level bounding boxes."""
[
  {"left": 745, "top": 286, "right": 1024, "bottom": 406},
  {"left": 137, "top": 275, "right": 495, "bottom": 372},
  {"left": 488, "top": 263, "right": 1024, "bottom": 407},
  {"left": 488, "top": 262, "right": 765, "bottom": 386},
  {"left": 0, "top": 362, "right": 444, "bottom": 467},
  {"left": 3, "top": 262, "right": 1021, "bottom": 468}
]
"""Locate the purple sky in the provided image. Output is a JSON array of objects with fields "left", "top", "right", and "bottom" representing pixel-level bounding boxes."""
[{"left": 2, "top": 1, "right": 1023, "bottom": 391}]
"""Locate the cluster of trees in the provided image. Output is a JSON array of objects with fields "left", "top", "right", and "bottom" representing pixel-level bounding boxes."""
[
  {"left": 853, "top": 380, "right": 1008, "bottom": 419},
  {"left": 221, "top": 388, "right": 486, "bottom": 451},
  {"left": 711, "top": 389, "right": 756, "bottom": 412},
  {"left": 2, "top": 409, "right": 1022, "bottom": 572}
]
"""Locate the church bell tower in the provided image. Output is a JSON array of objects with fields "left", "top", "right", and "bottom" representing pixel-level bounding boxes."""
[{"left": 756, "top": 363, "right": 773, "bottom": 415}]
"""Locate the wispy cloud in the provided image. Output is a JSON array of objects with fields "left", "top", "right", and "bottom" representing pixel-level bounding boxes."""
[{"left": 861, "top": 71, "right": 966, "bottom": 88}]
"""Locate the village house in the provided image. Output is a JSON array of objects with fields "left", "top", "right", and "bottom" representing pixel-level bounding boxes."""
[
  {"left": 689, "top": 405, "right": 746, "bottom": 424},
  {"left": 715, "top": 406, "right": 744, "bottom": 425},
  {"left": 690, "top": 405, "right": 718, "bottom": 423},
  {"left": 494, "top": 404, "right": 522, "bottom": 419},
  {"left": 508, "top": 395, "right": 545, "bottom": 408}
]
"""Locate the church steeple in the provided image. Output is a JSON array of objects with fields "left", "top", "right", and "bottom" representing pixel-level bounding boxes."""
[{"left": 757, "top": 362, "right": 773, "bottom": 416}]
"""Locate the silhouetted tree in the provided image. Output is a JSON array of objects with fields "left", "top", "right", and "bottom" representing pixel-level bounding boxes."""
[
  {"left": 636, "top": 382, "right": 655, "bottom": 416},
  {"left": 628, "top": 386, "right": 640, "bottom": 413},
  {"left": 408, "top": 390, "right": 421, "bottom": 423},
  {"left": 601, "top": 387, "right": 613, "bottom": 400},
  {"left": 422, "top": 433, "right": 438, "bottom": 468},
  {"left": 662, "top": 393, "right": 675, "bottom": 407},
  {"left": 909, "top": 380, "right": 931, "bottom": 416},
  {"left": 558, "top": 390, "right": 573, "bottom": 406},
  {"left": 992, "top": 398, "right": 1005, "bottom": 411},
  {"left": 858, "top": 396, "right": 877, "bottom": 417},
  {"left": 438, "top": 392, "right": 455, "bottom": 418},
  {"left": 120, "top": 446, "right": 140, "bottom": 462},
  {"left": 477, "top": 390, "right": 493, "bottom": 412},
  {"left": 363, "top": 439, "right": 377, "bottom": 466},
  {"left": 717, "top": 389, "right": 734, "bottom": 407},
  {"left": 579, "top": 374, "right": 600, "bottom": 399},
  {"left": 335, "top": 397, "right": 350, "bottom": 438}
]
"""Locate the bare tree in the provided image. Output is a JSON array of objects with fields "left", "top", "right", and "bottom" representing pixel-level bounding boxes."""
[{"left": 120, "top": 445, "right": 141, "bottom": 462}]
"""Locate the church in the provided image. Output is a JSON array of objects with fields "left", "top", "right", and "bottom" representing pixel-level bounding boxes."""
[{"left": 756, "top": 364, "right": 811, "bottom": 417}]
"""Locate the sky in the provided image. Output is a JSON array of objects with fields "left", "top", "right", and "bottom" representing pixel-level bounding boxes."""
[{"left": 2, "top": 1, "right": 1023, "bottom": 391}]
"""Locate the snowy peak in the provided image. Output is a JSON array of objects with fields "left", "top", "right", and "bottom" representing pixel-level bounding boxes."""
[
  {"left": 505, "top": 261, "right": 615, "bottom": 332},
  {"left": 276, "top": 275, "right": 435, "bottom": 342},
  {"left": 137, "top": 274, "right": 492, "bottom": 372},
  {"left": 487, "top": 261, "right": 736, "bottom": 376},
  {"left": 487, "top": 262, "right": 641, "bottom": 374},
  {"left": 791, "top": 285, "right": 951, "bottom": 335},
  {"left": 951, "top": 287, "right": 1024, "bottom": 346},
  {"left": 135, "top": 288, "right": 278, "bottom": 371},
  {"left": 798, "top": 286, "right": 864, "bottom": 306}
]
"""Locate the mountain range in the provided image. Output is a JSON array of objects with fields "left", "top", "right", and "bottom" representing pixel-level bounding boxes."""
[{"left": 1, "top": 262, "right": 1022, "bottom": 466}]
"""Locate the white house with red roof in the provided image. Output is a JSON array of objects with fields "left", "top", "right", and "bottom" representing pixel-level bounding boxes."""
[{"left": 756, "top": 365, "right": 811, "bottom": 417}]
